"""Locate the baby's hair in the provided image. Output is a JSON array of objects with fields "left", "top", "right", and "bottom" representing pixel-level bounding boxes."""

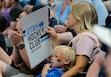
[{"left": 53, "top": 45, "right": 76, "bottom": 69}]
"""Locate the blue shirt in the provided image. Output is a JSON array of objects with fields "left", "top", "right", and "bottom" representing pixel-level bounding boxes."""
[
  {"left": 76, "top": 0, "right": 108, "bottom": 26},
  {"left": 36, "top": 68, "right": 64, "bottom": 77},
  {"left": 56, "top": 3, "right": 70, "bottom": 22},
  {"left": 0, "top": 8, "right": 10, "bottom": 27},
  {"left": 35, "top": 0, "right": 41, "bottom": 5}
]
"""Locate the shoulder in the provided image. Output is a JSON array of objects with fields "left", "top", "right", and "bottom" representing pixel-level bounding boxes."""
[
  {"left": 12, "top": 3, "right": 23, "bottom": 11},
  {"left": 56, "top": 3, "right": 63, "bottom": 8},
  {"left": 79, "top": 32, "right": 99, "bottom": 42},
  {"left": 71, "top": 32, "right": 99, "bottom": 45}
]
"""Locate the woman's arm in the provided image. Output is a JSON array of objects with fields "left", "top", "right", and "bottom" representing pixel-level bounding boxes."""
[
  {"left": 8, "top": 30, "right": 31, "bottom": 68},
  {"left": 61, "top": 55, "right": 89, "bottom": 77},
  {"left": 11, "top": 45, "right": 23, "bottom": 66},
  {"left": 57, "top": 32, "right": 74, "bottom": 45},
  {"left": 0, "top": 47, "right": 12, "bottom": 65},
  {"left": 17, "top": 45, "right": 30, "bottom": 68}
]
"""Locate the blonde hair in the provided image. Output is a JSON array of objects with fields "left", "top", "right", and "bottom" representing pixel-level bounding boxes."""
[
  {"left": 53, "top": 45, "right": 76, "bottom": 69},
  {"left": 71, "top": 2, "right": 98, "bottom": 32}
]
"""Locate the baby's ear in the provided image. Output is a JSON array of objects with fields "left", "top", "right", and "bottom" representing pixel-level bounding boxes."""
[{"left": 64, "top": 59, "right": 71, "bottom": 64}]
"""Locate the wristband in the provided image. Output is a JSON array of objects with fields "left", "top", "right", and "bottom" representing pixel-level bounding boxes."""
[{"left": 17, "top": 44, "right": 25, "bottom": 50}]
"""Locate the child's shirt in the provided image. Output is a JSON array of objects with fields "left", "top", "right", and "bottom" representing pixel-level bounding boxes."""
[{"left": 36, "top": 68, "right": 64, "bottom": 77}]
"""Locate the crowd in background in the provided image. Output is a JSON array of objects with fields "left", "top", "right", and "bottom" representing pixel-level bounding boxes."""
[{"left": 0, "top": 0, "right": 111, "bottom": 77}]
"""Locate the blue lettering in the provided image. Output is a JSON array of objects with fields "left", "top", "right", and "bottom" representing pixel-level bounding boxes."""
[{"left": 39, "top": 21, "right": 44, "bottom": 28}]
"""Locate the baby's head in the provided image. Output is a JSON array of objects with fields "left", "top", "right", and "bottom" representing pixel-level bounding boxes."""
[{"left": 51, "top": 45, "right": 76, "bottom": 70}]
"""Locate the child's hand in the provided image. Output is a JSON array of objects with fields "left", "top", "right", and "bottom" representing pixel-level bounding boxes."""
[
  {"left": 46, "top": 27, "right": 57, "bottom": 40},
  {"left": 41, "top": 63, "right": 51, "bottom": 77},
  {"left": 43, "top": 63, "right": 51, "bottom": 71}
]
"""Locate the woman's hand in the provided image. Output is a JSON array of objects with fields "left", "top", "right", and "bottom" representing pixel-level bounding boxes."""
[
  {"left": 8, "top": 30, "right": 24, "bottom": 46},
  {"left": 54, "top": 25, "right": 67, "bottom": 33}
]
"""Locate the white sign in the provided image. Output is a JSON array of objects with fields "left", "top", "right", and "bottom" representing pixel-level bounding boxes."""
[{"left": 21, "top": 6, "right": 52, "bottom": 69}]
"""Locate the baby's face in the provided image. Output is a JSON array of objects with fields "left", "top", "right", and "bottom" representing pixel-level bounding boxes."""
[{"left": 50, "top": 50, "right": 65, "bottom": 68}]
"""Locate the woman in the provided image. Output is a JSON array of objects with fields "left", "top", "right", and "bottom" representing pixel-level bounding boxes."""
[
  {"left": 75, "top": 0, "right": 108, "bottom": 26},
  {"left": 46, "top": 2, "right": 101, "bottom": 77}
]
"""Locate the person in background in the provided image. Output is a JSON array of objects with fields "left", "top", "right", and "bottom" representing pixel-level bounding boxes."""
[
  {"left": 0, "top": 14, "right": 7, "bottom": 51},
  {"left": 55, "top": 0, "right": 70, "bottom": 24},
  {"left": 35, "top": 0, "right": 42, "bottom": 5},
  {"left": 98, "top": 11, "right": 111, "bottom": 77},
  {"left": 19, "top": 0, "right": 30, "bottom": 7},
  {"left": 0, "top": 0, "right": 12, "bottom": 55},
  {"left": 2, "top": 0, "right": 24, "bottom": 36},
  {"left": 104, "top": 0, "right": 111, "bottom": 13},
  {"left": 2, "top": 0, "right": 24, "bottom": 55},
  {"left": 86, "top": 25, "right": 111, "bottom": 77},
  {"left": 55, "top": 0, "right": 108, "bottom": 33},
  {"left": 47, "top": 0, "right": 56, "bottom": 11},
  {"left": 75, "top": 0, "right": 108, "bottom": 26},
  {"left": 0, "top": 0, "right": 10, "bottom": 28}
]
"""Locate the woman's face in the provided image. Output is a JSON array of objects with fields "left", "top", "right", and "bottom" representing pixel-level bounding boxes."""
[
  {"left": 67, "top": 11, "right": 78, "bottom": 29},
  {"left": 16, "top": 11, "right": 28, "bottom": 34}
]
